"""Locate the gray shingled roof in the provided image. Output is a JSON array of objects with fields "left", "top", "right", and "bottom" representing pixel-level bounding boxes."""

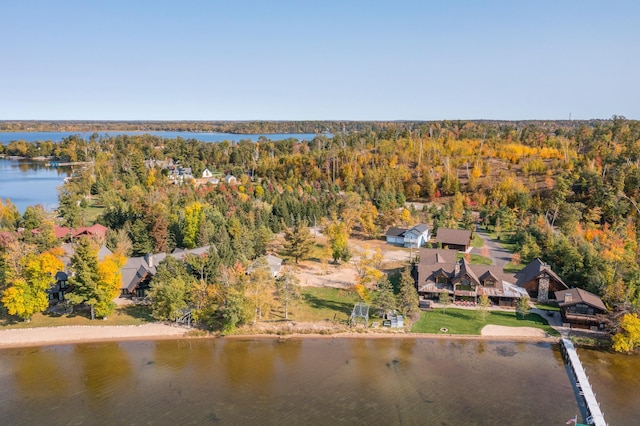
[
  {"left": 554, "top": 288, "right": 607, "bottom": 312},
  {"left": 385, "top": 227, "right": 407, "bottom": 237},
  {"left": 515, "top": 258, "right": 567, "bottom": 289}
]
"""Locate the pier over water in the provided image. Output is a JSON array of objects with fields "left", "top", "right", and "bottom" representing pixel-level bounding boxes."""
[{"left": 561, "top": 338, "right": 607, "bottom": 426}]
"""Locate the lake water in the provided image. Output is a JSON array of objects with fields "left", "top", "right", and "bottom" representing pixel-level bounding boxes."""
[
  {"left": 0, "top": 131, "right": 322, "bottom": 144},
  {"left": 0, "top": 158, "right": 69, "bottom": 213},
  {"left": 578, "top": 347, "right": 640, "bottom": 425},
  {"left": 0, "top": 338, "right": 579, "bottom": 425}
]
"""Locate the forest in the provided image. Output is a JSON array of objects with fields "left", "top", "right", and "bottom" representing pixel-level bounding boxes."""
[{"left": 1, "top": 117, "right": 640, "bottom": 340}]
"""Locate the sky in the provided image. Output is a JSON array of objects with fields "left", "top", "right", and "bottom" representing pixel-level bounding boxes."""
[{"left": 0, "top": 0, "right": 638, "bottom": 121}]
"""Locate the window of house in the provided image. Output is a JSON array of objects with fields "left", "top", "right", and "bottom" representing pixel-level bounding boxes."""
[
  {"left": 484, "top": 279, "right": 495, "bottom": 288},
  {"left": 436, "top": 276, "right": 448, "bottom": 284}
]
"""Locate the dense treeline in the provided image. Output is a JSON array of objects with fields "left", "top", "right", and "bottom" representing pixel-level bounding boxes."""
[
  {"left": 0, "top": 118, "right": 609, "bottom": 138},
  {"left": 3, "top": 117, "right": 640, "bottom": 332}
]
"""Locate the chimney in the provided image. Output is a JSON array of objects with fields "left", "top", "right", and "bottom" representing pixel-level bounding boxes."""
[
  {"left": 145, "top": 253, "right": 153, "bottom": 268},
  {"left": 564, "top": 293, "right": 572, "bottom": 303}
]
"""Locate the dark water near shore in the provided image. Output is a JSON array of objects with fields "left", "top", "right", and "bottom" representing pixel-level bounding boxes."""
[
  {"left": 0, "top": 159, "right": 69, "bottom": 212},
  {"left": 0, "top": 131, "right": 322, "bottom": 144},
  {"left": 578, "top": 347, "right": 640, "bottom": 425},
  {"left": 0, "top": 338, "right": 578, "bottom": 425}
]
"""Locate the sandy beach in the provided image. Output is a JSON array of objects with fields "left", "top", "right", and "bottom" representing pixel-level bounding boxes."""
[
  {"left": 0, "top": 323, "right": 189, "bottom": 348},
  {"left": 0, "top": 321, "right": 555, "bottom": 349}
]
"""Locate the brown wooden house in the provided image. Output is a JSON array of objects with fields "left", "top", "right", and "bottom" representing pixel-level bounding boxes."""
[
  {"left": 413, "top": 248, "right": 528, "bottom": 307},
  {"left": 555, "top": 288, "right": 607, "bottom": 330},
  {"left": 515, "top": 259, "right": 568, "bottom": 302}
]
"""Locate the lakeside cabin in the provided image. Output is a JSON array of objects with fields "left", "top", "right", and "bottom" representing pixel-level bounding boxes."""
[{"left": 555, "top": 288, "right": 607, "bottom": 330}]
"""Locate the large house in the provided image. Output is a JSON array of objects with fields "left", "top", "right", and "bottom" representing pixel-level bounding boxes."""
[
  {"left": 429, "top": 228, "right": 472, "bottom": 252},
  {"left": 413, "top": 248, "right": 528, "bottom": 307},
  {"left": 413, "top": 248, "right": 571, "bottom": 307},
  {"left": 515, "top": 259, "right": 568, "bottom": 302},
  {"left": 385, "top": 224, "right": 430, "bottom": 248},
  {"left": 555, "top": 288, "right": 607, "bottom": 330},
  {"left": 120, "top": 245, "right": 211, "bottom": 297}
]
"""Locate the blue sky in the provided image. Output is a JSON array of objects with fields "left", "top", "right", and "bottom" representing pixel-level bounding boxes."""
[{"left": 0, "top": 0, "right": 638, "bottom": 120}]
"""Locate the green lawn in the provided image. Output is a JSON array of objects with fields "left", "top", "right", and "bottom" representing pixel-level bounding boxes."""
[
  {"left": 534, "top": 302, "right": 560, "bottom": 312},
  {"left": 81, "top": 203, "right": 105, "bottom": 225},
  {"left": 456, "top": 253, "right": 493, "bottom": 265},
  {"left": 0, "top": 304, "right": 153, "bottom": 329},
  {"left": 411, "top": 308, "right": 559, "bottom": 336},
  {"left": 470, "top": 233, "right": 484, "bottom": 248},
  {"left": 290, "top": 287, "right": 360, "bottom": 323},
  {"left": 503, "top": 261, "right": 526, "bottom": 273}
]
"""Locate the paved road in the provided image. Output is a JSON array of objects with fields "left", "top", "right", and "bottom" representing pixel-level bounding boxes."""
[{"left": 471, "top": 230, "right": 513, "bottom": 267}]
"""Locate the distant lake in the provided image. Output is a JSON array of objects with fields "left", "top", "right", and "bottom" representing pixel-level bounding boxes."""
[
  {"left": 0, "top": 131, "right": 324, "bottom": 144},
  {"left": 0, "top": 338, "right": 579, "bottom": 425},
  {"left": 0, "top": 158, "right": 69, "bottom": 213}
]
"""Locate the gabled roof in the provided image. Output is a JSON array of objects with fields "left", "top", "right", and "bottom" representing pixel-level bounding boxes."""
[
  {"left": 432, "top": 228, "right": 472, "bottom": 246},
  {"left": 454, "top": 259, "right": 480, "bottom": 286},
  {"left": 515, "top": 258, "right": 568, "bottom": 289},
  {"left": 409, "top": 223, "right": 429, "bottom": 234},
  {"left": 554, "top": 288, "right": 607, "bottom": 312},
  {"left": 54, "top": 224, "right": 108, "bottom": 240},
  {"left": 385, "top": 227, "right": 407, "bottom": 237},
  {"left": 418, "top": 248, "right": 458, "bottom": 265}
]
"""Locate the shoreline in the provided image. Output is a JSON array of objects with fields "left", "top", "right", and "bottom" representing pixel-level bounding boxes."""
[{"left": 0, "top": 323, "right": 558, "bottom": 349}]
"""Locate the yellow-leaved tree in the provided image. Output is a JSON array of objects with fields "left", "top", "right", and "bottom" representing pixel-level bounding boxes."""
[
  {"left": 2, "top": 249, "right": 64, "bottom": 321},
  {"left": 94, "top": 252, "right": 126, "bottom": 318},
  {"left": 612, "top": 313, "right": 640, "bottom": 353}
]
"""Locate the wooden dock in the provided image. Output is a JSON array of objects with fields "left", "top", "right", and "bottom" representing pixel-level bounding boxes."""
[{"left": 560, "top": 338, "right": 607, "bottom": 426}]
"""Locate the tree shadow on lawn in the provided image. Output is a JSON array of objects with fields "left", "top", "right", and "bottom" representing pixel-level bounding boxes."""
[
  {"left": 120, "top": 304, "right": 154, "bottom": 322},
  {"left": 302, "top": 294, "right": 354, "bottom": 316}
]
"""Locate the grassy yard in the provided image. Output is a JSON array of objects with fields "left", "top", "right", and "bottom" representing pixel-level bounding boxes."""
[
  {"left": 411, "top": 308, "right": 559, "bottom": 336},
  {"left": 534, "top": 302, "right": 560, "bottom": 312},
  {"left": 457, "top": 253, "right": 492, "bottom": 265},
  {"left": 503, "top": 261, "right": 526, "bottom": 273},
  {"left": 470, "top": 233, "right": 484, "bottom": 248},
  {"left": 286, "top": 287, "right": 360, "bottom": 323},
  {"left": 0, "top": 304, "right": 153, "bottom": 329}
]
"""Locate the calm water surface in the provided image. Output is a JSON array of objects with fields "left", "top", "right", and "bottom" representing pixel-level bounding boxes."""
[
  {"left": 0, "top": 131, "right": 321, "bottom": 144},
  {"left": 0, "top": 338, "right": 577, "bottom": 425},
  {"left": 0, "top": 159, "right": 69, "bottom": 212},
  {"left": 578, "top": 347, "right": 640, "bottom": 425}
]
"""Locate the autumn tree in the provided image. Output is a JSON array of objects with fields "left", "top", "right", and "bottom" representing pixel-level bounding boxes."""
[
  {"left": 245, "top": 257, "right": 276, "bottom": 323},
  {"left": 353, "top": 248, "right": 384, "bottom": 302},
  {"left": 282, "top": 222, "right": 314, "bottom": 264},
  {"left": 325, "top": 220, "right": 351, "bottom": 264},
  {"left": 1, "top": 249, "right": 64, "bottom": 321},
  {"left": 359, "top": 201, "right": 379, "bottom": 238},
  {"left": 276, "top": 270, "right": 301, "bottom": 320},
  {"left": 94, "top": 252, "right": 126, "bottom": 318},
  {"left": 612, "top": 313, "right": 640, "bottom": 353}
]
